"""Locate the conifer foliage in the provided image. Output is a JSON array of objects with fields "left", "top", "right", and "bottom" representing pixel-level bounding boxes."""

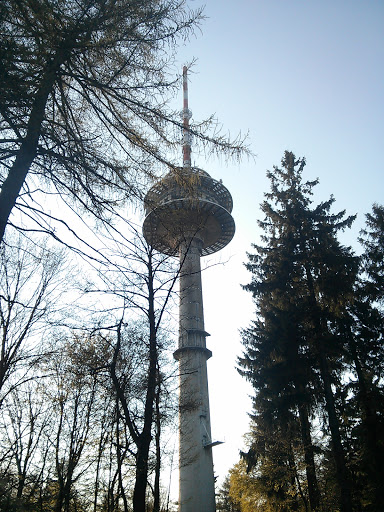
[{"left": 238, "top": 152, "right": 383, "bottom": 512}]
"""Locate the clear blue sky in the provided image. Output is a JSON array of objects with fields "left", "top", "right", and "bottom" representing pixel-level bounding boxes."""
[{"left": 167, "top": 0, "right": 384, "bottom": 498}]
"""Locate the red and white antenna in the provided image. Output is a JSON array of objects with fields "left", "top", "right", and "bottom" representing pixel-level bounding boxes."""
[{"left": 182, "top": 66, "right": 192, "bottom": 168}]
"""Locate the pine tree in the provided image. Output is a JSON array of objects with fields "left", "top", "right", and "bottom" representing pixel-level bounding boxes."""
[{"left": 240, "top": 151, "right": 359, "bottom": 512}]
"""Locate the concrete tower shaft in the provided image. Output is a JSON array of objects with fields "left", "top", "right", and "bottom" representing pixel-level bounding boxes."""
[{"left": 174, "top": 237, "right": 215, "bottom": 512}]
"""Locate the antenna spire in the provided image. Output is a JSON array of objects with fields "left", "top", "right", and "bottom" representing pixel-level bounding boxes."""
[{"left": 182, "top": 66, "right": 192, "bottom": 168}]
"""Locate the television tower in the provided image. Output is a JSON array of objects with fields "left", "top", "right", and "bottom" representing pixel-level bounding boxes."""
[{"left": 142, "top": 67, "right": 235, "bottom": 512}]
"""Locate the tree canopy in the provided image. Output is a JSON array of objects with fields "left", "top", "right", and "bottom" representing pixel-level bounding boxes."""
[{"left": 0, "top": 0, "right": 247, "bottom": 246}]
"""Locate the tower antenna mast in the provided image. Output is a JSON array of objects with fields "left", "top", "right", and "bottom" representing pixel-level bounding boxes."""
[{"left": 182, "top": 66, "right": 192, "bottom": 168}]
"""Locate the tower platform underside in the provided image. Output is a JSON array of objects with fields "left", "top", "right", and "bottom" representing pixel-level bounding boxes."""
[{"left": 143, "top": 198, "right": 235, "bottom": 256}]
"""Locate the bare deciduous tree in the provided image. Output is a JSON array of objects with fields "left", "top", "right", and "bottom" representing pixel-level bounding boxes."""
[{"left": 0, "top": 234, "right": 65, "bottom": 405}]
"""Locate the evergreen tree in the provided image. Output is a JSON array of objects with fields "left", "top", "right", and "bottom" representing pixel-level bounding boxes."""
[
  {"left": 216, "top": 476, "right": 241, "bottom": 512},
  {"left": 359, "top": 204, "right": 384, "bottom": 305},
  {"left": 345, "top": 203, "right": 384, "bottom": 510},
  {"left": 239, "top": 151, "right": 359, "bottom": 512}
]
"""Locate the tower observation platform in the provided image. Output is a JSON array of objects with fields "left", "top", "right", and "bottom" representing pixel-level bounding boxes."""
[
  {"left": 142, "top": 67, "right": 235, "bottom": 512},
  {"left": 142, "top": 166, "right": 235, "bottom": 256}
]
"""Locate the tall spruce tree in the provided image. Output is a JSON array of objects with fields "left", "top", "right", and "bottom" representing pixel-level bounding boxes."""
[
  {"left": 348, "top": 203, "right": 384, "bottom": 510},
  {"left": 239, "top": 151, "right": 359, "bottom": 512},
  {"left": 359, "top": 204, "right": 384, "bottom": 305}
]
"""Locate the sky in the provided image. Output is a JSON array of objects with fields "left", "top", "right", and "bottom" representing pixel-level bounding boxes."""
[{"left": 164, "top": 0, "right": 384, "bottom": 500}]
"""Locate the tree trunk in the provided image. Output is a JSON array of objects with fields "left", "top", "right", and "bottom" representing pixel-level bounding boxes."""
[
  {"left": 132, "top": 323, "right": 157, "bottom": 510},
  {"left": 111, "top": 254, "right": 159, "bottom": 512},
  {"left": 318, "top": 342, "right": 353, "bottom": 512},
  {"left": 349, "top": 337, "right": 383, "bottom": 509},
  {"left": 132, "top": 257, "right": 158, "bottom": 512},
  {"left": 153, "top": 375, "right": 161, "bottom": 512},
  {"left": 0, "top": 47, "right": 69, "bottom": 243},
  {"left": 295, "top": 383, "right": 320, "bottom": 511},
  {"left": 116, "top": 405, "right": 129, "bottom": 512},
  {"left": 133, "top": 440, "right": 151, "bottom": 512}
]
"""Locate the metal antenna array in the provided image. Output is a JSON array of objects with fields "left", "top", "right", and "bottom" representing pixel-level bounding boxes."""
[{"left": 182, "top": 66, "right": 192, "bottom": 168}]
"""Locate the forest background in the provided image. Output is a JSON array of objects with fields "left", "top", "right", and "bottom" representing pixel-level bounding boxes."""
[{"left": 0, "top": 1, "right": 383, "bottom": 512}]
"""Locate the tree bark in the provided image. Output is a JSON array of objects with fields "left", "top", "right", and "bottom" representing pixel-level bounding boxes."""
[
  {"left": 318, "top": 342, "right": 353, "bottom": 512},
  {"left": 349, "top": 337, "right": 383, "bottom": 508},
  {"left": 295, "top": 382, "right": 320, "bottom": 512},
  {"left": 116, "top": 406, "right": 129, "bottom": 512},
  {"left": 153, "top": 374, "right": 161, "bottom": 512},
  {"left": 0, "top": 47, "right": 69, "bottom": 243},
  {"left": 132, "top": 259, "right": 157, "bottom": 512},
  {"left": 111, "top": 253, "right": 159, "bottom": 512}
]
